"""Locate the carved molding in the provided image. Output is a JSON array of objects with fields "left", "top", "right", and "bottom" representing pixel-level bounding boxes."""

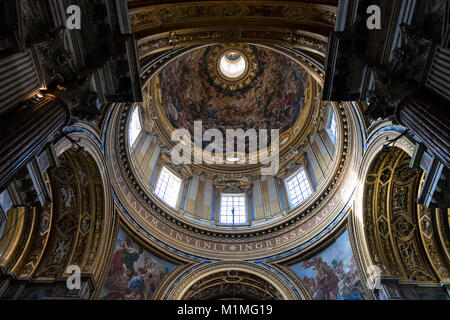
[
  {"left": 0, "top": 143, "right": 116, "bottom": 300},
  {"left": 128, "top": 1, "right": 335, "bottom": 59},
  {"left": 360, "top": 146, "right": 450, "bottom": 283},
  {"left": 161, "top": 261, "right": 303, "bottom": 300},
  {"left": 103, "top": 95, "right": 362, "bottom": 261}
]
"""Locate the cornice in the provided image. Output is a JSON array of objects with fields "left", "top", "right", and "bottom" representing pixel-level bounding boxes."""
[
  {"left": 161, "top": 261, "right": 303, "bottom": 300},
  {"left": 114, "top": 97, "right": 350, "bottom": 238},
  {"left": 128, "top": 2, "right": 336, "bottom": 61},
  {"left": 147, "top": 70, "right": 322, "bottom": 178},
  {"left": 102, "top": 22, "right": 365, "bottom": 259},
  {"left": 104, "top": 96, "right": 361, "bottom": 260}
]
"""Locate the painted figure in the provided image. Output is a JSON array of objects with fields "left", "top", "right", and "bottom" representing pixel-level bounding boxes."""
[{"left": 101, "top": 230, "right": 176, "bottom": 300}]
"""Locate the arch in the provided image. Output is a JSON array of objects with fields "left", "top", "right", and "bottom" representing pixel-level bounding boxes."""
[
  {"left": 363, "top": 147, "right": 430, "bottom": 280},
  {"left": 159, "top": 262, "right": 307, "bottom": 300},
  {"left": 129, "top": 1, "right": 335, "bottom": 62},
  {"left": 181, "top": 270, "right": 284, "bottom": 300},
  {"left": 53, "top": 131, "right": 118, "bottom": 298},
  {"left": 353, "top": 131, "right": 450, "bottom": 299},
  {"left": 0, "top": 132, "right": 117, "bottom": 299}
]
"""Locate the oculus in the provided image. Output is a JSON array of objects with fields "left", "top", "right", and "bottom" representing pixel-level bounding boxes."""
[
  {"left": 219, "top": 50, "right": 248, "bottom": 80},
  {"left": 206, "top": 43, "right": 259, "bottom": 92}
]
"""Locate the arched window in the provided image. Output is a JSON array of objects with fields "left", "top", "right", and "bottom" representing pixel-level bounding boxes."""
[
  {"left": 285, "top": 166, "right": 314, "bottom": 208},
  {"left": 0, "top": 214, "right": 5, "bottom": 240},
  {"left": 326, "top": 107, "right": 337, "bottom": 145},
  {"left": 219, "top": 193, "right": 247, "bottom": 224},
  {"left": 0, "top": 189, "right": 12, "bottom": 239},
  {"left": 154, "top": 167, "right": 182, "bottom": 208},
  {"left": 129, "top": 106, "right": 142, "bottom": 147}
]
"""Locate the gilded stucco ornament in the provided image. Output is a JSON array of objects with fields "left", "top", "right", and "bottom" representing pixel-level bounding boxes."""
[
  {"left": 354, "top": 138, "right": 450, "bottom": 285},
  {"left": 100, "top": 1, "right": 363, "bottom": 264},
  {"left": 157, "top": 262, "right": 306, "bottom": 300},
  {"left": 105, "top": 86, "right": 361, "bottom": 261},
  {"left": 130, "top": 1, "right": 333, "bottom": 59},
  {"left": 206, "top": 43, "right": 258, "bottom": 92},
  {"left": 0, "top": 133, "right": 117, "bottom": 299}
]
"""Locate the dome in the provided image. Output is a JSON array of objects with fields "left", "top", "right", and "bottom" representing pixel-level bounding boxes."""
[{"left": 106, "top": 42, "right": 352, "bottom": 262}]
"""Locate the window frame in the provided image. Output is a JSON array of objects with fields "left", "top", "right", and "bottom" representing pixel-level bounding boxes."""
[
  {"left": 129, "top": 106, "right": 143, "bottom": 149},
  {"left": 153, "top": 166, "right": 183, "bottom": 209},
  {"left": 0, "top": 213, "right": 5, "bottom": 240},
  {"left": 284, "top": 165, "right": 315, "bottom": 209},
  {"left": 218, "top": 192, "right": 249, "bottom": 226},
  {"left": 325, "top": 107, "right": 338, "bottom": 146}
]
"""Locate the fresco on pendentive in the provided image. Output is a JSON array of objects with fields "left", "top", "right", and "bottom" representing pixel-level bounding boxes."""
[
  {"left": 100, "top": 229, "right": 176, "bottom": 300},
  {"left": 289, "top": 230, "right": 368, "bottom": 300}
]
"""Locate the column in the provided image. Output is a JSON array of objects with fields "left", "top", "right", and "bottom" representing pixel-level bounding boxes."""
[
  {"left": 396, "top": 93, "right": 450, "bottom": 168},
  {"left": 0, "top": 94, "right": 69, "bottom": 188}
]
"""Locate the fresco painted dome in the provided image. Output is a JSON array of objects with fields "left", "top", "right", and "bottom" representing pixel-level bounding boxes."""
[
  {"left": 115, "top": 42, "right": 350, "bottom": 252},
  {"left": 157, "top": 44, "right": 308, "bottom": 140}
]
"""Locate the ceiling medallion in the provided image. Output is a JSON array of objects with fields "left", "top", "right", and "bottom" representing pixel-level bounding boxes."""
[{"left": 206, "top": 43, "right": 259, "bottom": 92}]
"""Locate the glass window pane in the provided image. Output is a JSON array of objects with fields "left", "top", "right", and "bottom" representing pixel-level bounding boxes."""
[
  {"left": 327, "top": 109, "right": 337, "bottom": 145},
  {"left": 286, "top": 167, "right": 313, "bottom": 208},
  {"left": 129, "top": 107, "right": 142, "bottom": 147},
  {"left": 220, "top": 193, "right": 247, "bottom": 225},
  {"left": 154, "top": 167, "right": 182, "bottom": 208}
]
